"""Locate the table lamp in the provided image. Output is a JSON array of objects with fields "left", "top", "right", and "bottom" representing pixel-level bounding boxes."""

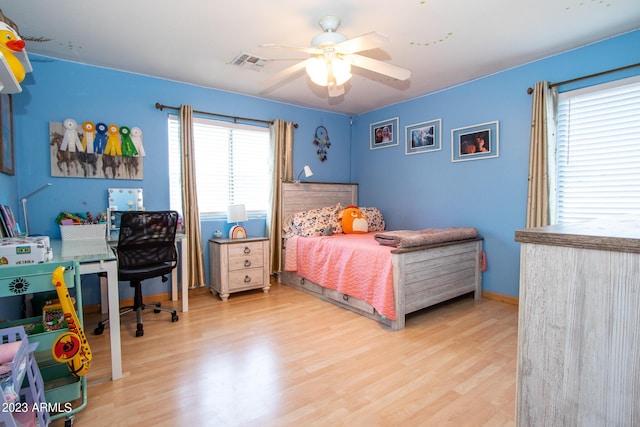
[
  {"left": 20, "top": 183, "right": 52, "bottom": 236},
  {"left": 295, "top": 165, "right": 313, "bottom": 183},
  {"left": 227, "top": 204, "right": 247, "bottom": 239}
]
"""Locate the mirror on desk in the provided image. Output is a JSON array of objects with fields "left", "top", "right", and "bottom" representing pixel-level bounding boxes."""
[{"left": 107, "top": 188, "right": 144, "bottom": 240}]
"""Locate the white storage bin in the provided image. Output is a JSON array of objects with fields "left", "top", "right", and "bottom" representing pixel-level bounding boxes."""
[{"left": 59, "top": 224, "right": 107, "bottom": 241}]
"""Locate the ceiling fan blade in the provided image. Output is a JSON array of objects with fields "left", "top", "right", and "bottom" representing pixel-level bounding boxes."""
[
  {"left": 335, "top": 31, "right": 390, "bottom": 54},
  {"left": 262, "top": 58, "right": 312, "bottom": 86},
  {"left": 327, "top": 84, "right": 345, "bottom": 98},
  {"left": 348, "top": 54, "right": 411, "bottom": 81},
  {"left": 260, "top": 43, "right": 321, "bottom": 55}
]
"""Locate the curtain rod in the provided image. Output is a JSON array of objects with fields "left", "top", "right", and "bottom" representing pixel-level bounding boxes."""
[
  {"left": 155, "top": 102, "right": 298, "bottom": 128},
  {"left": 526, "top": 62, "right": 640, "bottom": 94}
]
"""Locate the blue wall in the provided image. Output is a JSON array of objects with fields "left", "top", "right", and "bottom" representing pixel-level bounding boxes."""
[
  {"left": 2, "top": 29, "right": 639, "bottom": 309},
  {"left": 351, "top": 30, "right": 640, "bottom": 297}
]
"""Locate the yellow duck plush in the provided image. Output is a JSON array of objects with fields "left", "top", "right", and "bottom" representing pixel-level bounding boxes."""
[
  {"left": 0, "top": 26, "right": 25, "bottom": 82},
  {"left": 0, "top": 21, "right": 32, "bottom": 93},
  {"left": 341, "top": 206, "right": 368, "bottom": 234}
]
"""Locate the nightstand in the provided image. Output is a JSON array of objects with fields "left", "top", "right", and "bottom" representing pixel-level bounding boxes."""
[{"left": 209, "top": 237, "right": 271, "bottom": 301}]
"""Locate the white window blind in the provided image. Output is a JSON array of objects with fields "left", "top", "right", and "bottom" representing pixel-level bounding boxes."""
[
  {"left": 554, "top": 76, "right": 640, "bottom": 223},
  {"left": 168, "top": 115, "right": 270, "bottom": 216}
]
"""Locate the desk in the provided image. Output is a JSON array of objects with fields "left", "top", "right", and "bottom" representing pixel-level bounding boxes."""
[
  {"left": 52, "top": 233, "right": 188, "bottom": 382},
  {"left": 102, "top": 233, "right": 189, "bottom": 314},
  {"left": 52, "top": 239, "right": 122, "bottom": 381}
]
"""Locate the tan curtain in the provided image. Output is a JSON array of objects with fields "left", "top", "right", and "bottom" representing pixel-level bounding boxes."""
[
  {"left": 267, "top": 119, "right": 294, "bottom": 274},
  {"left": 179, "top": 105, "right": 206, "bottom": 288},
  {"left": 526, "top": 81, "right": 556, "bottom": 228}
]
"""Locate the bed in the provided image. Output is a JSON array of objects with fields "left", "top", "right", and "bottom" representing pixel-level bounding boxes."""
[{"left": 277, "top": 182, "right": 483, "bottom": 330}]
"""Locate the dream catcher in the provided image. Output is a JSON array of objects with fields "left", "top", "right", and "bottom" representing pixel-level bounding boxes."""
[{"left": 313, "top": 125, "right": 330, "bottom": 162}]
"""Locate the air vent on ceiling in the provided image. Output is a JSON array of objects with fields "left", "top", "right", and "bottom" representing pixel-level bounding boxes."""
[{"left": 229, "top": 52, "right": 267, "bottom": 71}]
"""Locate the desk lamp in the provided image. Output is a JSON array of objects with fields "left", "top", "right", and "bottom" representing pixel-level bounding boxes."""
[
  {"left": 227, "top": 204, "right": 247, "bottom": 239},
  {"left": 20, "top": 183, "right": 52, "bottom": 236},
  {"left": 295, "top": 165, "right": 313, "bottom": 183}
]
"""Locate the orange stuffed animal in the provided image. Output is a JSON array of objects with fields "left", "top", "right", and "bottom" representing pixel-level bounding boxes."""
[{"left": 341, "top": 206, "right": 368, "bottom": 234}]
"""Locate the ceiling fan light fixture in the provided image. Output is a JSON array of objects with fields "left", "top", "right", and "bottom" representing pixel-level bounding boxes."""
[
  {"left": 306, "top": 57, "right": 352, "bottom": 87},
  {"left": 262, "top": 14, "right": 410, "bottom": 95}
]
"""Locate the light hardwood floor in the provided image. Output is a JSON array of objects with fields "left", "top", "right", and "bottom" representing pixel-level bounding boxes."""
[{"left": 52, "top": 281, "right": 518, "bottom": 427}]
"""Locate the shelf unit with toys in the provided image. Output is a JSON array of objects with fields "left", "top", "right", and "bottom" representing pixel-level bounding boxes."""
[{"left": 0, "top": 261, "right": 87, "bottom": 427}]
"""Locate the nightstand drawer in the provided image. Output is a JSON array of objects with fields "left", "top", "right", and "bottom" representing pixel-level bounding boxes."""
[
  {"left": 228, "top": 268, "right": 265, "bottom": 290},
  {"left": 228, "top": 254, "right": 264, "bottom": 271},
  {"left": 228, "top": 242, "right": 264, "bottom": 258}
]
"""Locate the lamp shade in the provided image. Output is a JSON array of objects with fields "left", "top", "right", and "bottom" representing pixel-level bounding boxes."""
[
  {"left": 306, "top": 57, "right": 329, "bottom": 87},
  {"left": 295, "top": 165, "right": 314, "bottom": 182},
  {"left": 226, "top": 204, "right": 247, "bottom": 223},
  {"left": 306, "top": 57, "right": 352, "bottom": 87},
  {"left": 303, "top": 165, "right": 313, "bottom": 178},
  {"left": 330, "top": 58, "right": 352, "bottom": 86}
]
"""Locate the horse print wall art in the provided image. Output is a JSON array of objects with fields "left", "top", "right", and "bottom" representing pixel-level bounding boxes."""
[{"left": 49, "top": 120, "right": 144, "bottom": 179}]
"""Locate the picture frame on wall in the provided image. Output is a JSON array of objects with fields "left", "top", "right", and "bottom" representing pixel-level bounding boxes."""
[
  {"left": 49, "top": 121, "right": 144, "bottom": 180},
  {"left": 451, "top": 120, "right": 499, "bottom": 162},
  {"left": 405, "top": 119, "right": 442, "bottom": 155},
  {"left": 370, "top": 117, "right": 399, "bottom": 150},
  {"left": 0, "top": 94, "right": 14, "bottom": 175}
]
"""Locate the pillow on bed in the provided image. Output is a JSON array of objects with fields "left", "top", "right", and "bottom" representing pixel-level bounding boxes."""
[
  {"left": 342, "top": 206, "right": 369, "bottom": 234},
  {"left": 359, "top": 207, "right": 386, "bottom": 232},
  {"left": 289, "top": 203, "right": 342, "bottom": 237}
]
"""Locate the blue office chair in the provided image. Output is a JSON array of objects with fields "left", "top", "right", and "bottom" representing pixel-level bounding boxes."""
[{"left": 94, "top": 210, "right": 179, "bottom": 337}]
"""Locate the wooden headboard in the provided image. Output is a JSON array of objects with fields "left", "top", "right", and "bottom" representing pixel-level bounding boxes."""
[{"left": 280, "top": 182, "right": 358, "bottom": 222}]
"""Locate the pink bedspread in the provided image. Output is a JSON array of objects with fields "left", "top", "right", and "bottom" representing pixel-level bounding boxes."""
[{"left": 294, "top": 233, "right": 396, "bottom": 320}]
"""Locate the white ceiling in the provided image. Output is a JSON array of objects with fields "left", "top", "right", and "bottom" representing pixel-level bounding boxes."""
[{"left": 2, "top": 0, "right": 639, "bottom": 115}]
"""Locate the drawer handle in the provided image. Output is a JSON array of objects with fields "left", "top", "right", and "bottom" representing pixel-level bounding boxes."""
[
  {"left": 244, "top": 260, "right": 251, "bottom": 267},
  {"left": 343, "top": 294, "right": 349, "bottom": 301},
  {"left": 244, "top": 247, "right": 251, "bottom": 254},
  {"left": 300, "top": 278, "right": 305, "bottom": 285},
  {"left": 244, "top": 275, "right": 252, "bottom": 283}
]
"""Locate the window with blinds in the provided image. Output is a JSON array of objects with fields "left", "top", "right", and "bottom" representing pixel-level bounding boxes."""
[
  {"left": 554, "top": 75, "right": 640, "bottom": 223},
  {"left": 168, "top": 115, "right": 270, "bottom": 217}
]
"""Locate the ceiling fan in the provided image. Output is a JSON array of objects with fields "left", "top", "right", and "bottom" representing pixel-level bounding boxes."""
[{"left": 260, "top": 15, "right": 411, "bottom": 97}]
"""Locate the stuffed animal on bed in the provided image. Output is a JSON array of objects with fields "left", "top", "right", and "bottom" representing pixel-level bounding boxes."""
[{"left": 342, "top": 206, "right": 368, "bottom": 234}]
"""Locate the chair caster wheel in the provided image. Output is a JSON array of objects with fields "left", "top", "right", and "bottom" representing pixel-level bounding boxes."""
[
  {"left": 94, "top": 326, "right": 104, "bottom": 335},
  {"left": 136, "top": 324, "right": 144, "bottom": 337},
  {"left": 171, "top": 313, "right": 179, "bottom": 322},
  {"left": 154, "top": 303, "right": 161, "bottom": 313}
]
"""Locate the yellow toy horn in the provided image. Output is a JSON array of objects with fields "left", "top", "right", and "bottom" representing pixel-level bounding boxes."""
[{"left": 51, "top": 266, "right": 92, "bottom": 377}]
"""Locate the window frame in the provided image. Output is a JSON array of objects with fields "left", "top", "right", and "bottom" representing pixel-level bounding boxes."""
[
  {"left": 168, "top": 114, "right": 271, "bottom": 220},
  {"left": 551, "top": 74, "right": 640, "bottom": 224}
]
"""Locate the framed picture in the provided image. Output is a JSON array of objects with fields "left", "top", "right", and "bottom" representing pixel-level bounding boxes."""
[
  {"left": 451, "top": 120, "right": 499, "bottom": 162},
  {"left": 0, "top": 94, "right": 14, "bottom": 175},
  {"left": 405, "top": 119, "right": 442, "bottom": 155},
  {"left": 370, "top": 117, "right": 399, "bottom": 150}
]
